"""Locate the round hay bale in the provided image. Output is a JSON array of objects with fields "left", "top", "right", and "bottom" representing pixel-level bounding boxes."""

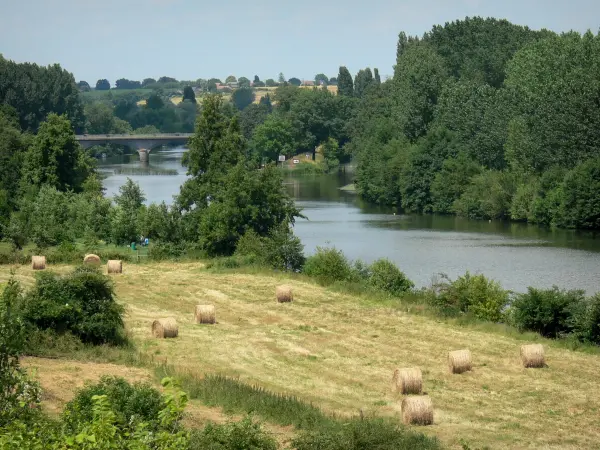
[
  {"left": 276, "top": 285, "right": 293, "bottom": 303},
  {"left": 152, "top": 318, "right": 178, "bottom": 338},
  {"left": 31, "top": 256, "right": 46, "bottom": 270},
  {"left": 448, "top": 349, "right": 472, "bottom": 374},
  {"left": 392, "top": 367, "right": 423, "bottom": 395},
  {"left": 521, "top": 344, "right": 545, "bottom": 368},
  {"left": 83, "top": 254, "right": 101, "bottom": 265},
  {"left": 195, "top": 305, "right": 216, "bottom": 324},
  {"left": 401, "top": 396, "right": 433, "bottom": 425},
  {"left": 107, "top": 260, "right": 122, "bottom": 274}
]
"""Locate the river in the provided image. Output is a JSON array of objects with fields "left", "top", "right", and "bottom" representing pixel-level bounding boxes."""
[{"left": 99, "top": 147, "right": 600, "bottom": 294}]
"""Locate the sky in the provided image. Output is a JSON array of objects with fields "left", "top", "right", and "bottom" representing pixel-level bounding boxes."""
[{"left": 0, "top": 0, "right": 598, "bottom": 85}]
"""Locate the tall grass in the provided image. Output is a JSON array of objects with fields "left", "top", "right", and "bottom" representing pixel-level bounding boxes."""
[{"left": 156, "top": 366, "right": 329, "bottom": 429}]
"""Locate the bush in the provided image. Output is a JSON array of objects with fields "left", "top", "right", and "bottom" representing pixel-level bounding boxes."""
[
  {"left": 303, "top": 247, "right": 353, "bottom": 284},
  {"left": 189, "top": 417, "right": 277, "bottom": 450},
  {"left": 235, "top": 226, "right": 305, "bottom": 272},
  {"left": 0, "top": 276, "right": 41, "bottom": 427},
  {"left": 22, "top": 266, "right": 126, "bottom": 345},
  {"left": 292, "top": 417, "right": 442, "bottom": 450},
  {"left": 63, "top": 376, "right": 163, "bottom": 432},
  {"left": 428, "top": 272, "right": 509, "bottom": 322},
  {"left": 368, "top": 259, "right": 414, "bottom": 296},
  {"left": 510, "top": 286, "right": 586, "bottom": 339}
]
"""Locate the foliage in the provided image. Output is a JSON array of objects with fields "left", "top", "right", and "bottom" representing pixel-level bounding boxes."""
[
  {"left": 288, "top": 77, "right": 301, "bottom": 86},
  {"left": 235, "top": 225, "right": 305, "bottom": 271},
  {"left": 354, "top": 67, "right": 375, "bottom": 98},
  {"left": 95, "top": 79, "right": 111, "bottom": 90},
  {"left": 303, "top": 247, "right": 353, "bottom": 284},
  {"left": 250, "top": 115, "right": 296, "bottom": 162},
  {"left": 182, "top": 86, "right": 197, "bottom": 104},
  {"left": 292, "top": 417, "right": 442, "bottom": 450},
  {"left": 115, "top": 78, "right": 141, "bottom": 89},
  {"left": 231, "top": 87, "right": 255, "bottom": 110},
  {"left": 189, "top": 417, "right": 277, "bottom": 450},
  {"left": 0, "top": 276, "right": 41, "bottom": 427},
  {"left": 63, "top": 376, "right": 163, "bottom": 432},
  {"left": 367, "top": 258, "right": 414, "bottom": 295},
  {"left": 510, "top": 287, "right": 587, "bottom": 339},
  {"left": 558, "top": 157, "right": 600, "bottom": 229},
  {"left": 452, "top": 170, "right": 516, "bottom": 220},
  {"left": 428, "top": 272, "right": 509, "bottom": 322},
  {"left": 337, "top": 66, "right": 354, "bottom": 97},
  {"left": 21, "top": 114, "right": 94, "bottom": 193},
  {"left": 0, "top": 55, "right": 85, "bottom": 132},
  {"left": 175, "top": 372, "right": 328, "bottom": 429},
  {"left": 22, "top": 266, "right": 126, "bottom": 345}
]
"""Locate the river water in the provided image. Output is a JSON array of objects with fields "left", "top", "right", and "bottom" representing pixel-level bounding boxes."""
[{"left": 99, "top": 147, "right": 600, "bottom": 294}]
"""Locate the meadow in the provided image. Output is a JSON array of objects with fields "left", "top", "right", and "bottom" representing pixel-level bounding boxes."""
[{"left": 3, "top": 261, "right": 600, "bottom": 449}]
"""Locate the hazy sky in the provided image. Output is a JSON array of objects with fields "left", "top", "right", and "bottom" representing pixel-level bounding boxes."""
[{"left": 0, "top": 0, "right": 598, "bottom": 85}]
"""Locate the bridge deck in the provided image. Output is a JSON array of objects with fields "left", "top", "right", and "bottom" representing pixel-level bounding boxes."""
[{"left": 75, "top": 133, "right": 193, "bottom": 141}]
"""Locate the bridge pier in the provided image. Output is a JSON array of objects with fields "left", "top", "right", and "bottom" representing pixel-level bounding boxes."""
[{"left": 138, "top": 148, "right": 151, "bottom": 163}]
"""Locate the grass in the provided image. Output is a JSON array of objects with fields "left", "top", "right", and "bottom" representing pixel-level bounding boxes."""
[{"left": 5, "top": 261, "right": 600, "bottom": 449}]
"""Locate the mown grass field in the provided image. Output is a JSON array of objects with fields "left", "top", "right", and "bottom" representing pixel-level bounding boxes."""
[{"left": 4, "top": 262, "right": 600, "bottom": 449}]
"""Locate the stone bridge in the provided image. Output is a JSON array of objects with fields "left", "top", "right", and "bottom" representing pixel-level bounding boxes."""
[{"left": 75, "top": 133, "right": 193, "bottom": 162}]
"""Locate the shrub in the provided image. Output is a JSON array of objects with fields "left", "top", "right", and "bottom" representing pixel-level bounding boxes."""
[
  {"left": 0, "top": 276, "right": 41, "bottom": 427},
  {"left": 235, "top": 226, "right": 305, "bottom": 272},
  {"left": 292, "top": 417, "right": 442, "bottom": 450},
  {"left": 584, "top": 294, "right": 600, "bottom": 345},
  {"left": 303, "top": 247, "right": 353, "bottom": 284},
  {"left": 368, "top": 259, "right": 414, "bottom": 296},
  {"left": 428, "top": 272, "right": 509, "bottom": 322},
  {"left": 189, "top": 417, "right": 277, "bottom": 450},
  {"left": 510, "top": 286, "right": 586, "bottom": 338},
  {"left": 63, "top": 376, "right": 163, "bottom": 432},
  {"left": 22, "top": 266, "right": 126, "bottom": 345}
]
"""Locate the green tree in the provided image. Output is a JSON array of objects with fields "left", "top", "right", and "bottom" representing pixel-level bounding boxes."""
[
  {"left": 21, "top": 114, "right": 93, "bottom": 193},
  {"left": 111, "top": 178, "right": 145, "bottom": 244},
  {"left": 558, "top": 157, "right": 600, "bottom": 229},
  {"left": 288, "top": 77, "right": 301, "bottom": 87},
  {"left": 78, "top": 80, "right": 91, "bottom": 92},
  {"left": 278, "top": 72, "right": 286, "bottom": 83},
  {"left": 393, "top": 41, "right": 448, "bottom": 141},
  {"left": 96, "top": 79, "right": 110, "bottom": 90},
  {"left": 238, "top": 77, "right": 250, "bottom": 88},
  {"left": 85, "top": 102, "right": 116, "bottom": 134},
  {"left": 146, "top": 94, "right": 165, "bottom": 110},
  {"left": 115, "top": 78, "right": 141, "bottom": 89},
  {"left": 314, "top": 73, "right": 329, "bottom": 85},
  {"left": 0, "top": 112, "right": 28, "bottom": 230},
  {"left": 225, "top": 75, "right": 237, "bottom": 83},
  {"left": 238, "top": 103, "right": 270, "bottom": 139},
  {"left": 374, "top": 68, "right": 381, "bottom": 84},
  {"left": 251, "top": 116, "right": 296, "bottom": 162},
  {"left": 265, "top": 78, "right": 277, "bottom": 87},
  {"left": 142, "top": 78, "right": 156, "bottom": 87},
  {"left": 354, "top": 68, "right": 374, "bottom": 98},
  {"left": 430, "top": 152, "right": 482, "bottom": 213},
  {"left": 504, "top": 31, "right": 600, "bottom": 173},
  {"left": 231, "top": 87, "right": 255, "bottom": 110},
  {"left": 0, "top": 56, "right": 85, "bottom": 132},
  {"left": 182, "top": 86, "right": 196, "bottom": 103},
  {"left": 337, "top": 66, "right": 354, "bottom": 97}
]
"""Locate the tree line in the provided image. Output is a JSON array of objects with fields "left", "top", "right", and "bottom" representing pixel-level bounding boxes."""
[{"left": 348, "top": 17, "right": 600, "bottom": 229}]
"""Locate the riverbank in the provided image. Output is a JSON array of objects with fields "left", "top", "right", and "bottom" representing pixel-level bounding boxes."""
[{"left": 5, "top": 261, "right": 600, "bottom": 449}]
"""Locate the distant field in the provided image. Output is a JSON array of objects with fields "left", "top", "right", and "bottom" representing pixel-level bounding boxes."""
[{"left": 5, "top": 262, "right": 600, "bottom": 449}]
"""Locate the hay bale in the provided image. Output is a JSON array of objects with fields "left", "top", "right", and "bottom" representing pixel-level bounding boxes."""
[
  {"left": 392, "top": 368, "right": 423, "bottom": 395},
  {"left": 31, "top": 256, "right": 46, "bottom": 270},
  {"left": 448, "top": 349, "right": 472, "bottom": 374},
  {"left": 107, "top": 260, "right": 122, "bottom": 274},
  {"left": 401, "top": 396, "right": 433, "bottom": 425},
  {"left": 195, "top": 305, "right": 216, "bottom": 324},
  {"left": 152, "top": 318, "right": 178, "bottom": 338},
  {"left": 83, "top": 254, "right": 101, "bottom": 265},
  {"left": 276, "top": 285, "right": 293, "bottom": 303},
  {"left": 521, "top": 344, "right": 545, "bottom": 368}
]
